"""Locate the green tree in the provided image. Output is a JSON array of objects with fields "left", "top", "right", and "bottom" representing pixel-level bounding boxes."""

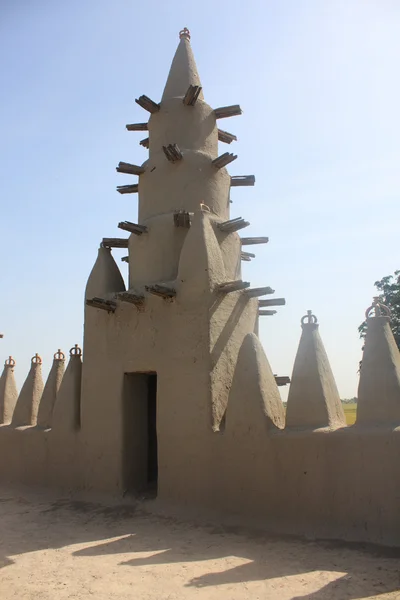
[{"left": 358, "top": 270, "right": 400, "bottom": 349}]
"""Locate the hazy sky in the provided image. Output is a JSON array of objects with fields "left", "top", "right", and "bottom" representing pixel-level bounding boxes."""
[{"left": 1, "top": 0, "right": 399, "bottom": 399}]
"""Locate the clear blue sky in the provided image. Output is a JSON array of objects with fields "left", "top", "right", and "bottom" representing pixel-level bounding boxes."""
[{"left": 1, "top": 1, "right": 399, "bottom": 399}]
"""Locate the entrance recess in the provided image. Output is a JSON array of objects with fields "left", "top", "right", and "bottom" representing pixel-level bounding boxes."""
[{"left": 123, "top": 372, "right": 158, "bottom": 496}]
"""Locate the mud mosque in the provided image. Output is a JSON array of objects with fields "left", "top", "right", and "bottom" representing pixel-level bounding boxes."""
[{"left": 1, "top": 29, "right": 400, "bottom": 546}]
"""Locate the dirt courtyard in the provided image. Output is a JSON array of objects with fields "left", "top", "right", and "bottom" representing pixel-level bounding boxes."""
[{"left": 0, "top": 486, "right": 399, "bottom": 600}]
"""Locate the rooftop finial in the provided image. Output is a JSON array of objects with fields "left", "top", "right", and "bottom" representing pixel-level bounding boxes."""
[
  {"left": 301, "top": 310, "right": 318, "bottom": 326},
  {"left": 365, "top": 297, "right": 391, "bottom": 319},
  {"left": 179, "top": 27, "right": 191, "bottom": 40}
]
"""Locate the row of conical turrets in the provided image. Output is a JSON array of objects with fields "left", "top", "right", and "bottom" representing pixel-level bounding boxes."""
[
  {"left": 3, "top": 300, "right": 399, "bottom": 430},
  {"left": 0, "top": 346, "right": 82, "bottom": 431},
  {"left": 286, "top": 300, "right": 400, "bottom": 427}
]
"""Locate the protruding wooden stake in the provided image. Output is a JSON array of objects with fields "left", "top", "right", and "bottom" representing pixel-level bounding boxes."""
[
  {"left": 183, "top": 85, "right": 202, "bottom": 106},
  {"left": 231, "top": 175, "right": 255, "bottom": 187},
  {"left": 218, "top": 129, "right": 237, "bottom": 144},
  {"left": 218, "top": 280, "right": 250, "bottom": 293},
  {"left": 116, "top": 162, "right": 145, "bottom": 175},
  {"left": 246, "top": 286, "right": 275, "bottom": 297},
  {"left": 121, "top": 256, "right": 129, "bottom": 263},
  {"left": 173, "top": 211, "right": 192, "bottom": 228},
  {"left": 118, "top": 221, "right": 148, "bottom": 235},
  {"left": 135, "top": 95, "right": 160, "bottom": 113},
  {"left": 212, "top": 153, "right": 237, "bottom": 169},
  {"left": 241, "top": 251, "right": 255, "bottom": 261},
  {"left": 145, "top": 284, "right": 176, "bottom": 299},
  {"left": 259, "top": 298, "right": 286, "bottom": 307},
  {"left": 163, "top": 144, "right": 183, "bottom": 162},
  {"left": 118, "top": 292, "right": 145, "bottom": 306},
  {"left": 275, "top": 375, "right": 291, "bottom": 387},
  {"left": 140, "top": 137, "right": 149, "bottom": 149},
  {"left": 117, "top": 184, "right": 139, "bottom": 194},
  {"left": 126, "top": 123, "right": 148, "bottom": 131},
  {"left": 259, "top": 309, "right": 277, "bottom": 316},
  {"left": 102, "top": 238, "right": 129, "bottom": 249},
  {"left": 241, "top": 237, "right": 269, "bottom": 246},
  {"left": 218, "top": 217, "right": 249, "bottom": 233},
  {"left": 214, "top": 105, "right": 242, "bottom": 119},
  {"left": 86, "top": 297, "right": 117, "bottom": 313}
]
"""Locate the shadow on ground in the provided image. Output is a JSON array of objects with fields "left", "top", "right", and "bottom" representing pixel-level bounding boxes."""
[{"left": 1, "top": 488, "right": 399, "bottom": 599}]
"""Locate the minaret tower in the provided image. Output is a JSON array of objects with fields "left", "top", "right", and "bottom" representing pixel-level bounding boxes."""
[
  {"left": 114, "top": 27, "right": 248, "bottom": 287},
  {"left": 81, "top": 29, "right": 282, "bottom": 501}
]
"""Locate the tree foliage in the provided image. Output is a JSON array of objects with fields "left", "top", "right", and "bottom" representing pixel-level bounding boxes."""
[{"left": 358, "top": 270, "right": 400, "bottom": 349}]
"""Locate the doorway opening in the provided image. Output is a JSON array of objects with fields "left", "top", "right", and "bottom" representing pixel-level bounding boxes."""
[{"left": 123, "top": 372, "right": 158, "bottom": 497}]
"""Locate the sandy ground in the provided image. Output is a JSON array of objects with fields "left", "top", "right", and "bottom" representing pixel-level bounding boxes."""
[{"left": 0, "top": 486, "right": 399, "bottom": 600}]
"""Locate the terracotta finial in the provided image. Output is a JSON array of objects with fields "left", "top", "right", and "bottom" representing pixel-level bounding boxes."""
[
  {"left": 70, "top": 344, "right": 82, "bottom": 357},
  {"left": 54, "top": 349, "right": 66, "bottom": 361},
  {"left": 179, "top": 27, "right": 191, "bottom": 40},
  {"left": 301, "top": 310, "right": 318, "bottom": 326},
  {"left": 5, "top": 356, "right": 16, "bottom": 367},
  {"left": 365, "top": 297, "right": 391, "bottom": 319},
  {"left": 31, "top": 353, "right": 42, "bottom": 365}
]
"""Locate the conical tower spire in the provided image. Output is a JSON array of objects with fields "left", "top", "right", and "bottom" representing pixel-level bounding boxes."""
[
  {"left": 286, "top": 311, "right": 345, "bottom": 429},
  {"left": 357, "top": 299, "right": 400, "bottom": 425},
  {"left": 0, "top": 356, "right": 18, "bottom": 424},
  {"left": 162, "top": 28, "right": 204, "bottom": 101}
]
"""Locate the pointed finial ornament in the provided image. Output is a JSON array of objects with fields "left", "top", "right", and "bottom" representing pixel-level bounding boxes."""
[
  {"left": 70, "top": 344, "right": 82, "bottom": 357},
  {"left": 179, "top": 27, "right": 191, "bottom": 40},
  {"left": 5, "top": 356, "right": 15, "bottom": 367},
  {"left": 365, "top": 297, "right": 391, "bottom": 319},
  {"left": 301, "top": 310, "right": 318, "bottom": 326}
]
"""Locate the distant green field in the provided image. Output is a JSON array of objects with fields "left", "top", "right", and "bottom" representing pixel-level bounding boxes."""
[{"left": 343, "top": 403, "right": 357, "bottom": 425}]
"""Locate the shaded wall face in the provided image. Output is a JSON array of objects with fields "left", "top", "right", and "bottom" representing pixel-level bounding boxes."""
[{"left": 128, "top": 215, "right": 189, "bottom": 287}]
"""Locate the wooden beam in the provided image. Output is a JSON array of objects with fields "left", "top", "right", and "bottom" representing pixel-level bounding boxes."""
[
  {"left": 259, "top": 310, "right": 277, "bottom": 316},
  {"left": 121, "top": 256, "right": 129, "bottom": 263},
  {"left": 163, "top": 144, "right": 183, "bottom": 162},
  {"left": 218, "top": 280, "right": 250, "bottom": 293},
  {"left": 118, "top": 292, "right": 145, "bottom": 306},
  {"left": 212, "top": 152, "right": 237, "bottom": 169},
  {"left": 214, "top": 105, "right": 242, "bottom": 119},
  {"left": 102, "top": 238, "right": 129, "bottom": 249},
  {"left": 275, "top": 375, "right": 291, "bottom": 387},
  {"left": 218, "top": 217, "right": 249, "bottom": 233},
  {"left": 116, "top": 162, "right": 145, "bottom": 175},
  {"left": 183, "top": 85, "right": 202, "bottom": 106},
  {"left": 118, "top": 221, "right": 147, "bottom": 235},
  {"left": 231, "top": 175, "right": 255, "bottom": 187},
  {"left": 126, "top": 123, "right": 148, "bottom": 131},
  {"left": 246, "top": 286, "right": 275, "bottom": 297},
  {"left": 135, "top": 95, "right": 160, "bottom": 113},
  {"left": 241, "top": 251, "right": 255, "bottom": 260},
  {"left": 86, "top": 297, "right": 117, "bottom": 313},
  {"left": 145, "top": 284, "right": 176, "bottom": 299},
  {"left": 241, "top": 254, "right": 251, "bottom": 262},
  {"left": 140, "top": 137, "right": 149, "bottom": 149},
  {"left": 218, "top": 129, "right": 237, "bottom": 144},
  {"left": 117, "top": 184, "right": 139, "bottom": 194},
  {"left": 241, "top": 237, "right": 269, "bottom": 246},
  {"left": 259, "top": 298, "right": 286, "bottom": 307},
  {"left": 173, "top": 211, "right": 191, "bottom": 228}
]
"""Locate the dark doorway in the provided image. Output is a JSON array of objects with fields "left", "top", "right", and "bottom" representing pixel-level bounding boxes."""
[{"left": 123, "top": 372, "right": 158, "bottom": 497}]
